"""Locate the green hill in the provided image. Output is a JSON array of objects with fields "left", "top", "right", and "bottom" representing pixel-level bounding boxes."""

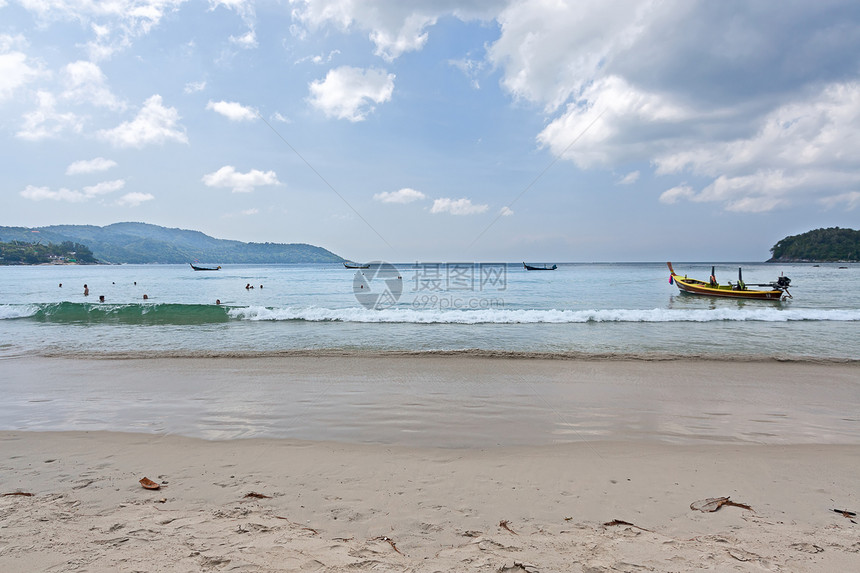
[
  {"left": 768, "top": 227, "right": 860, "bottom": 262},
  {"left": 0, "top": 222, "right": 344, "bottom": 264}
]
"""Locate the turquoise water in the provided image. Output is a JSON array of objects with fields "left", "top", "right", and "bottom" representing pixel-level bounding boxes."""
[{"left": 1, "top": 262, "right": 858, "bottom": 359}]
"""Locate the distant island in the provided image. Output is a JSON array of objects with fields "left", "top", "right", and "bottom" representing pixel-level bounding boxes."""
[
  {"left": 768, "top": 227, "right": 860, "bottom": 262},
  {"left": 0, "top": 222, "right": 344, "bottom": 264}
]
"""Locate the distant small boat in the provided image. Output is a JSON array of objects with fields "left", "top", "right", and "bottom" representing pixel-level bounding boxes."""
[
  {"left": 667, "top": 262, "right": 791, "bottom": 300},
  {"left": 190, "top": 263, "right": 221, "bottom": 271},
  {"left": 343, "top": 262, "right": 370, "bottom": 269},
  {"left": 523, "top": 262, "right": 557, "bottom": 271}
]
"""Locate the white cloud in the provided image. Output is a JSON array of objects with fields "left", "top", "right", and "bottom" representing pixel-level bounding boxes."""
[
  {"left": 184, "top": 80, "right": 206, "bottom": 94},
  {"left": 117, "top": 192, "right": 154, "bottom": 206},
  {"left": 290, "top": 1, "right": 498, "bottom": 61},
  {"left": 659, "top": 184, "right": 695, "bottom": 205},
  {"left": 84, "top": 40, "right": 116, "bottom": 63},
  {"left": 206, "top": 100, "right": 258, "bottom": 121},
  {"left": 83, "top": 179, "right": 126, "bottom": 196},
  {"left": 820, "top": 191, "right": 860, "bottom": 211},
  {"left": 692, "top": 171, "right": 811, "bottom": 213},
  {"left": 0, "top": 44, "right": 42, "bottom": 102},
  {"left": 209, "top": 0, "right": 255, "bottom": 21},
  {"left": 201, "top": 165, "right": 281, "bottom": 193},
  {"left": 295, "top": 50, "right": 341, "bottom": 65},
  {"left": 0, "top": 33, "right": 25, "bottom": 51},
  {"left": 618, "top": 170, "right": 639, "bottom": 184},
  {"left": 660, "top": 173, "right": 800, "bottom": 213},
  {"left": 16, "top": 91, "right": 84, "bottom": 141},
  {"left": 20, "top": 179, "right": 125, "bottom": 202},
  {"left": 19, "top": 0, "right": 185, "bottom": 25},
  {"left": 651, "top": 83, "right": 860, "bottom": 212},
  {"left": 488, "top": 0, "right": 650, "bottom": 113},
  {"left": 656, "top": 83, "right": 860, "bottom": 177},
  {"left": 19, "top": 0, "right": 188, "bottom": 61},
  {"left": 499, "top": 206, "right": 514, "bottom": 216},
  {"left": 98, "top": 95, "right": 188, "bottom": 148},
  {"left": 241, "top": 208, "right": 259, "bottom": 215},
  {"left": 537, "top": 75, "right": 691, "bottom": 169},
  {"left": 430, "top": 197, "right": 489, "bottom": 215},
  {"left": 230, "top": 29, "right": 257, "bottom": 49},
  {"left": 20, "top": 185, "right": 84, "bottom": 202},
  {"left": 61, "top": 60, "right": 125, "bottom": 110},
  {"left": 373, "top": 188, "right": 426, "bottom": 203},
  {"left": 368, "top": 13, "right": 435, "bottom": 62},
  {"left": 271, "top": 111, "right": 291, "bottom": 123},
  {"left": 210, "top": 0, "right": 257, "bottom": 53},
  {"left": 66, "top": 157, "right": 117, "bottom": 175},
  {"left": 308, "top": 66, "right": 395, "bottom": 121},
  {"left": 449, "top": 57, "right": 484, "bottom": 89}
]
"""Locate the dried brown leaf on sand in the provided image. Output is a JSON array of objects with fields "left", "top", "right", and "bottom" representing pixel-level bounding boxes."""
[
  {"left": 243, "top": 492, "right": 271, "bottom": 499},
  {"left": 499, "top": 520, "right": 518, "bottom": 535},
  {"left": 831, "top": 508, "right": 856, "bottom": 518},
  {"left": 690, "top": 496, "right": 753, "bottom": 513},
  {"left": 831, "top": 508, "right": 857, "bottom": 523},
  {"left": 2, "top": 491, "right": 33, "bottom": 497},
  {"left": 139, "top": 477, "right": 160, "bottom": 490}
]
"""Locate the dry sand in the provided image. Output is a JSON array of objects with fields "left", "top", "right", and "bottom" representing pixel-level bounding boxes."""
[{"left": 1, "top": 357, "right": 858, "bottom": 571}]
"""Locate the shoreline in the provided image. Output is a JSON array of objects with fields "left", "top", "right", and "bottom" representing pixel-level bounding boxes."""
[
  {"left": 2, "top": 431, "right": 858, "bottom": 571},
  {"left": 13, "top": 347, "right": 860, "bottom": 362}
]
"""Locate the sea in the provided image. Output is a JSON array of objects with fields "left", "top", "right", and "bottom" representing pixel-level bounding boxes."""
[{"left": 0, "top": 261, "right": 858, "bottom": 360}]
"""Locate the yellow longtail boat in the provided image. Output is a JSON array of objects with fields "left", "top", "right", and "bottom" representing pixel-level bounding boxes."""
[{"left": 667, "top": 262, "right": 792, "bottom": 301}]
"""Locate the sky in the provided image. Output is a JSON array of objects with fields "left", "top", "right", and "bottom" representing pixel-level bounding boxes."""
[{"left": 2, "top": 0, "right": 860, "bottom": 263}]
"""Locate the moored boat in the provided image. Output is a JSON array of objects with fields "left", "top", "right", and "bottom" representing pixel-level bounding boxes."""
[
  {"left": 190, "top": 263, "right": 221, "bottom": 271},
  {"left": 667, "top": 262, "right": 791, "bottom": 300},
  {"left": 524, "top": 262, "right": 557, "bottom": 271},
  {"left": 343, "top": 262, "right": 370, "bottom": 269}
]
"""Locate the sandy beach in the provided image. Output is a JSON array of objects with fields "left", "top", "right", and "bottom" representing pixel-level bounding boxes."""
[{"left": 1, "top": 356, "right": 858, "bottom": 571}]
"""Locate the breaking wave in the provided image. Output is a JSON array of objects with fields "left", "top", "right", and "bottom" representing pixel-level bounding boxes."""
[
  {"left": 3, "top": 302, "right": 860, "bottom": 325},
  {"left": 231, "top": 305, "right": 860, "bottom": 323}
]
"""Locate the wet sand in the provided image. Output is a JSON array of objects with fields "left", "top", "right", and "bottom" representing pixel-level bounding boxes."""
[{"left": 2, "top": 355, "right": 858, "bottom": 445}]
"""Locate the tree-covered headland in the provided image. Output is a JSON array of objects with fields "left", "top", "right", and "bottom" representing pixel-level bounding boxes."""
[{"left": 768, "top": 227, "right": 860, "bottom": 262}]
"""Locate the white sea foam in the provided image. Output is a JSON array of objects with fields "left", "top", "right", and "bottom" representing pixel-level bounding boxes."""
[
  {"left": 0, "top": 305, "right": 39, "bottom": 319},
  {"left": 227, "top": 305, "right": 860, "bottom": 324},
  {"left": 3, "top": 303, "right": 858, "bottom": 323}
]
